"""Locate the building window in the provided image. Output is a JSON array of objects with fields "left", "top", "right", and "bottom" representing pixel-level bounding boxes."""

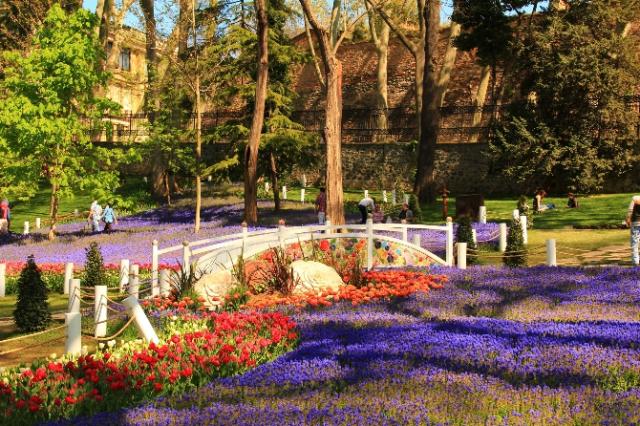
[
  {"left": 119, "top": 48, "right": 131, "bottom": 71},
  {"left": 106, "top": 41, "right": 113, "bottom": 58}
]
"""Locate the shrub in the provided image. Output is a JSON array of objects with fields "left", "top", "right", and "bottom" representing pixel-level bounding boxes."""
[
  {"left": 257, "top": 247, "right": 299, "bottom": 295},
  {"left": 169, "top": 262, "right": 203, "bottom": 300},
  {"left": 503, "top": 218, "right": 527, "bottom": 267},
  {"left": 13, "top": 256, "right": 51, "bottom": 332},
  {"left": 82, "top": 242, "right": 109, "bottom": 287},
  {"left": 456, "top": 215, "right": 478, "bottom": 265}
]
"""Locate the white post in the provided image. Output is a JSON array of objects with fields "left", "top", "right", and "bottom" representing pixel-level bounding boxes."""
[
  {"left": 64, "top": 262, "right": 73, "bottom": 295},
  {"left": 364, "top": 189, "right": 369, "bottom": 199},
  {"left": 402, "top": 225, "right": 408, "bottom": 242},
  {"left": 119, "top": 259, "right": 130, "bottom": 293},
  {"left": 479, "top": 206, "right": 487, "bottom": 224},
  {"left": 94, "top": 285, "right": 107, "bottom": 338},
  {"left": 159, "top": 269, "right": 170, "bottom": 297},
  {"left": 457, "top": 242, "right": 467, "bottom": 270},
  {"left": 300, "top": 188, "right": 306, "bottom": 204},
  {"left": 151, "top": 240, "right": 159, "bottom": 293},
  {"left": 65, "top": 312, "right": 81, "bottom": 357},
  {"left": 73, "top": 209, "right": 79, "bottom": 216},
  {"left": 242, "top": 222, "right": 248, "bottom": 251},
  {"left": 412, "top": 234, "right": 421, "bottom": 247},
  {"left": 282, "top": 185, "right": 287, "bottom": 200},
  {"left": 23, "top": 221, "right": 29, "bottom": 235},
  {"left": 129, "top": 264, "right": 140, "bottom": 299},
  {"left": 392, "top": 190, "right": 397, "bottom": 205},
  {"left": 278, "top": 223, "right": 286, "bottom": 249},
  {"left": 499, "top": 223, "right": 507, "bottom": 253},
  {"left": 382, "top": 190, "right": 388, "bottom": 203},
  {"left": 324, "top": 219, "right": 331, "bottom": 234},
  {"left": 265, "top": 181, "right": 270, "bottom": 193},
  {"left": 0, "top": 263, "right": 5, "bottom": 298},
  {"left": 122, "top": 296, "right": 159, "bottom": 344},
  {"left": 68, "top": 279, "right": 80, "bottom": 314},
  {"left": 446, "top": 217, "right": 454, "bottom": 267},
  {"left": 512, "top": 209, "right": 520, "bottom": 220},
  {"left": 546, "top": 239, "right": 557, "bottom": 267},
  {"left": 472, "top": 229, "right": 477, "bottom": 245},
  {"left": 35, "top": 217, "right": 41, "bottom": 230},
  {"left": 302, "top": 174, "right": 307, "bottom": 187},
  {"left": 182, "top": 241, "right": 191, "bottom": 276},
  {"left": 366, "top": 218, "right": 374, "bottom": 271},
  {"left": 520, "top": 215, "right": 528, "bottom": 245}
]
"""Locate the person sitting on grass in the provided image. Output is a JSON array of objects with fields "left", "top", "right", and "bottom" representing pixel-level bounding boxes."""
[
  {"left": 534, "top": 190, "right": 555, "bottom": 212},
  {"left": 399, "top": 203, "right": 414, "bottom": 224},
  {"left": 567, "top": 193, "right": 579, "bottom": 208}
]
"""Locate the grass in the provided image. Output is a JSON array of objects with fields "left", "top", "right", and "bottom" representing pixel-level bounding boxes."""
[
  {"left": 7, "top": 177, "right": 156, "bottom": 232},
  {"left": 0, "top": 293, "right": 68, "bottom": 320}
]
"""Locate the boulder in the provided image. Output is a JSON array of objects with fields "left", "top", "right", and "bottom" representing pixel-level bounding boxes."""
[
  {"left": 290, "top": 260, "right": 344, "bottom": 295},
  {"left": 194, "top": 270, "right": 236, "bottom": 308}
]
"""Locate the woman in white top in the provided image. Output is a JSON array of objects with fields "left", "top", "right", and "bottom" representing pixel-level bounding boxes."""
[{"left": 358, "top": 196, "right": 375, "bottom": 224}]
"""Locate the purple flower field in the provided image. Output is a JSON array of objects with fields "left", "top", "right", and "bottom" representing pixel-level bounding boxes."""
[
  {"left": 62, "top": 266, "right": 640, "bottom": 425},
  {"left": 1, "top": 204, "right": 499, "bottom": 265}
]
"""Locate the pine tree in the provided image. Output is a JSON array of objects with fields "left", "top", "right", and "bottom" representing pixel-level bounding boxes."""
[
  {"left": 503, "top": 218, "right": 526, "bottom": 267},
  {"left": 13, "top": 256, "right": 51, "bottom": 332},
  {"left": 82, "top": 242, "right": 108, "bottom": 287},
  {"left": 456, "top": 215, "right": 478, "bottom": 265}
]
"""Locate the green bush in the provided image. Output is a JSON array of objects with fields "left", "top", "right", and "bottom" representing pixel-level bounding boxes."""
[
  {"left": 456, "top": 215, "right": 478, "bottom": 265},
  {"left": 82, "top": 242, "right": 109, "bottom": 287},
  {"left": 13, "top": 256, "right": 51, "bottom": 332},
  {"left": 503, "top": 218, "right": 527, "bottom": 267}
]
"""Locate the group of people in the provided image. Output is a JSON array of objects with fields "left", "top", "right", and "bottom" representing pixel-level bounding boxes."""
[
  {"left": 313, "top": 188, "right": 413, "bottom": 225},
  {"left": 89, "top": 200, "right": 117, "bottom": 233},
  {"left": 532, "top": 189, "right": 579, "bottom": 213}
]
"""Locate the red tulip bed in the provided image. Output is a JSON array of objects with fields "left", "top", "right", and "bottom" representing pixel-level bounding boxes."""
[{"left": 0, "top": 311, "right": 298, "bottom": 425}]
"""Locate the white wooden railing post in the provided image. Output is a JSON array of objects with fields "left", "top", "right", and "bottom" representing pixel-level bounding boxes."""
[
  {"left": 265, "top": 181, "right": 270, "bottom": 193},
  {"left": 300, "top": 188, "right": 305, "bottom": 204},
  {"left": 402, "top": 225, "right": 408, "bottom": 242},
  {"left": 182, "top": 241, "right": 191, "bottom": 276},
  {"left": 119, "top": 259, "right": 129, "bottom": 293},
  {"left": 412, "top": 234, "right": 421, "bottom": 247},
  {"left": 151, "top": 240, "right": 159, "bottom": 293},
  {"left": 364, "top": 189, "right": 369, "bottom": 199},
  {"left": 324, "top": 219, "right": 331, "bottom": 235},
  {"left": 472, "top": 229, "right": 477, "bottom": 245},
  {"left": 122, "top": 296, "right": 159, "bottom": 344},
  {"left": 0, "top": 263, "right": 5, "bottom": 298},
  {"left": 512, "top": 209, "right": 520, "bottom": 220},
  {"left": 520, "top": 215, "right": 528, "bottom": 245},
  {"left": 366, "top": 218, "right": 374, "bottom": 270},
  {"left": 94, "top": 285, "right": 107, "bottom": 338},
  {"left": 159, "top": 269, "right": 170, "bottom": 297},
  {"left": 35, "top": 217, "right": 41, "bottom": 230},
  {"left": 68, "top": 279, "right": 80, "bottom": 314},
  {"left": 392, "top": 190, "right": 397, "bottom": 205},
  {"left": 382, "top": 190, "right": 388, "bottom": 203},
  {"left": 65, "top": 312, "right": 81, "bottom": 357},
  {"left": 64, "top": 262, "right": 73, "bottom": 295},
  {"left": 546, "top": 239, "right": 557, "bottom": 267},
  {"left": 129, "top": 264, "right": 140, "bottom": 299},
  {"left": 282, "top": 185, "right": 287, "bottom": 200},
  {"left": 23, "top": 221, "right": 29, "bottom": 235},
  {"left": 446, "top": 217, "right": 454, "bottom": 267},
  {"left": 457, "top": 242, "right": 467, "bottom": 269},
  {"left": 479, "top": 206, "right": 487, "bottom": 224},
  {"left": 499, "top": 223, "right": 507, "bottom": 253},
  {"left": 241, "top": 222, "right": 248, "bottom": 252}
]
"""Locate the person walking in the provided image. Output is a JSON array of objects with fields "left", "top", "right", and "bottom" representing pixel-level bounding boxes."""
[
  {"left": 625, "top": 195, "right": 640, "bottom": 266},
  {"left": 102, "top": 202, "right": 117, "bottom": 233},
  {"left": 89, "top": 200, "right": 102, "bottom": 233},
  {"left": 358, "top": 195, "right": 375, "bottom": 224},
  {"left": 0, "top": 199, "right": 10, "bottom": 233},
  {"left": 315, "top": 187, "right": 327, "bottom": 225}
]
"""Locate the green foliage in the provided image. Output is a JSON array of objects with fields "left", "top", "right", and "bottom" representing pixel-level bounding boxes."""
[
  {"left": 257, "top": 247, "right": 299, "bottom": 295},
  {"left": 456, "top": 215, "right": 478, "bottom": 265},
  {"left": 484, "top": 1, "right": 640, "bottom": 193},
  {"left": 503, "top": 218, "right": 527, "bottom": 267},
  {"left": 13, "top": 256, "right": 51, "bottom": 332},
  {"left": 517, "top": 195, "right": 533, "bottom": 228},
  {"left": 82, "top": 242, "right": 108, "bottom": 288},
  {"left": 169, "top": 262, "right": 204, "bottom": 300}
]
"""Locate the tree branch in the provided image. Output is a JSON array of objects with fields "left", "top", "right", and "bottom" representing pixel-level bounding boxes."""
[
  {"left": 304, "top": 15, "right": 326, "bottom": 88},
  {"left": 366, "top": 0, "right": 417, "bottom": 55}
]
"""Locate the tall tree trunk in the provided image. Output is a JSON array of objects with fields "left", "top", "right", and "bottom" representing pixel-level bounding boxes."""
[
  {"left": 48, "top": 183, "right": 59, "bottom": 240},
  {"left": 374, "top": 23, "right": 390, "bottom": 130},
  {"left": 436, "top": 22, "right": 461, "bottom": 107},
  {"left": 270, "top": 152, "right": 281, "bottom": 212},
  {"left": 192, "top": 0, "right": 203, "bottom": 233},
  {"left": 243, "top": 0, "right": 269, "bottom": 225},
  {"left": 324, "top": 61, "right": 345, "bottom": 224},
  {"left": 414, "top": 0, "right": 440, "bottom": 203},
  {"left": 470, "top": 65, "right": 491, "bottom": 142}
]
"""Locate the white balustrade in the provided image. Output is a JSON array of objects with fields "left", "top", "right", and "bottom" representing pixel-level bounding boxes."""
[
  {"left": 546, "top": 239, "right": 557, "bottom": 267},
  {"left": 457, "top": 243, "right": 467, "bottom": 269},
  {"left": 122, "top": 296, "right": 159, "bottom": 344},
  {"left": 94, "top": 286, "right": 107, "bottom": 338}
]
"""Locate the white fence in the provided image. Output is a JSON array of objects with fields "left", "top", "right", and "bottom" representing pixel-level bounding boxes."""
[{"left": 152, "top": 220, "right": 455, "bottom": 285}]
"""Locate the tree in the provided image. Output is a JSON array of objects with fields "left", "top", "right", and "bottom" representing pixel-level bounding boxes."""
[
  {"left": 13, "top": 256, "right": 51, "bottom": 332},
  {"left": 364, "top": 1, "right": 391, "bottom": 129},
  {"left": 504, "top": 218, "right": 526, "bottom": 267},
  {"left": 488, "top": 1, "right": 640, "bottom": 193},
  {"left": 298, "top": 0, "right": 369, "bottom": 224},
  {"left": 244, "top": 0, "right": 269, "bottom": 225},
  {"left": 0, "top": 5, "right": 122, "bottom": 239},
  {"left": 455, "top": 215, "right": 478, "bottom": 264},
  {"left": 82, "top": 242, "right": 109, "bottom": 287}
]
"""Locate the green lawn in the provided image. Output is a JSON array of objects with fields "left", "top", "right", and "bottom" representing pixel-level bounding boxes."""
[{"left": 0, "top": 293, "right": 68, "bottom": 319}]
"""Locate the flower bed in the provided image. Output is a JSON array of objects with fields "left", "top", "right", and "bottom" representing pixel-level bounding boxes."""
[{"left": 0, "top": 311, "right": 298, "bottom": 425}]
